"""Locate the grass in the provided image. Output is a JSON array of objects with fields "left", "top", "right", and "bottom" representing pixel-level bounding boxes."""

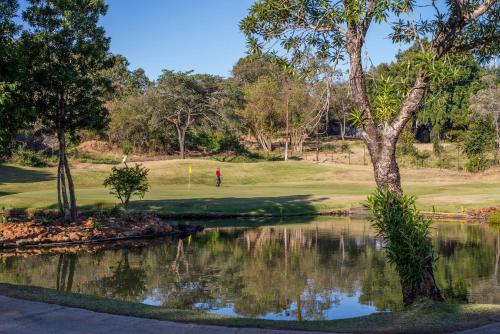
[
  {"left": 0, "top": 283, "right": 499, "bottom": 333},
  {"left": 1, "top": 157, "right": 500, "bottom": 215}
]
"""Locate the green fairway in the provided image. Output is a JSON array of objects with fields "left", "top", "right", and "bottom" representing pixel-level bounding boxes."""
[{"left": 1, "top": 159, "right": 500, "bottom": 214}]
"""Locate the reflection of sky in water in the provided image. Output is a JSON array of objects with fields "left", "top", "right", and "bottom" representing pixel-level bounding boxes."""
[
  {"left": 144, "top": 286, "right": 378, "bottom": 321},
  {"left": 201, "top": 290, "right": 377, "bottom": 321}
]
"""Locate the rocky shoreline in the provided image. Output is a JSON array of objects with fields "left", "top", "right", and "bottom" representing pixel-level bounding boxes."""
[{"left": 0, "top": 214, "right": 203, "bottom": 250}]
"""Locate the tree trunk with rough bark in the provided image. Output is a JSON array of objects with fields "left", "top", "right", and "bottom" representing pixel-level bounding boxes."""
[
  {"left": 346, "top": 30, "right": 442, "bottom": 305},
  {"left": 176, "top": 125, "right": 187, "bottom": 159}
]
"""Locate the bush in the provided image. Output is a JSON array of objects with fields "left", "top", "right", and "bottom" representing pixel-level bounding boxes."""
[
  {"left": 399, "top": 130, "right": 417, "bottom": 156},
  {"left": 189, "top": 128, "right": 245, "bottom": 154},
  {"left": 466, "top": 155, "right": 490, "bottom": 173},
  {"left": 463, "top": 118, "right": 495, "bottom": 172},
  {"left": 488, "top": 210, "right": 500, "bottom": 224},
  {"left": 15, "top": 147, "right": 48, "bottom": 167},
  {"left": 364, "top": 188, "right": 437, "bottom": 297},
  {"left": 340, "top": 142, "right": 351, "bottom": 153},
  {"left": 412, "top": 150, "right": 431, "bottom": 167},
  {"left": 103, "top": 163, "right": 150, "bottom": 209},
  {"left": 321, "top": 143, "right": 335, "bottom": 152}
]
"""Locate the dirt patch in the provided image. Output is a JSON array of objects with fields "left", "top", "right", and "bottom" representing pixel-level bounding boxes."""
[
  {"left": 0, "top": 214, "right": 202, "bottom": 250},
  {"left": 78, "top": 140, "right": 116, "bottom": 153}
]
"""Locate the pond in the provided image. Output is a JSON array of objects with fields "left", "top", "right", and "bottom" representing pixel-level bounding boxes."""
[{"left": 1, "top": 218, "right": 499, "bottom": 321}]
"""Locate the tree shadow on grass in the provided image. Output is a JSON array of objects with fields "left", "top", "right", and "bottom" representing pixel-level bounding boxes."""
[
  {"left": 130, "top": 194, "right": 327, "bottom": 218},
  {"left": 0, "top": 164, "right": 54, "bottom": 184}
]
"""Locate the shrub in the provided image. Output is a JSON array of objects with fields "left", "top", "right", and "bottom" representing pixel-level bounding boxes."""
[
  {"left": 15, "top": 147, "right": 48, "bottom": 167},
  {"left": 364, "top": 188, "right": 437, "bottom": 299},
  {"left": 463, "top": 118, "right": 495, "bottom": 173},
  {"left": 399, "top": 130, "right": 417, "bottom": 156},
  {"left": 189, "top": 128, "right": 245, "bottom": 154},
  {"left": 340, "top": 142, "right": 351, "bottom": 153},
  {"left": 466, "top": 155, "right": 490, "bottom": 173},
  {"left": 321, "top": 143, "right": 335, "bottom": 152},
  {"left": 488, "top": 210, "right": 500, "bottom": 224},
  {"left": 412, "top": 150, "right": 431, "bottom": 167},
  {"left": 103, "top": 164, "right": 150, "bottom": 209}
]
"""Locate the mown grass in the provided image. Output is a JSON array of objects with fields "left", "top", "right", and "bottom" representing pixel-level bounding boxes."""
[
  {"left": 0, "top": 284, "right": 499, "bottom": 333},
  {"left": 1, "top": 158, "right": 500, "bottom": 214}
]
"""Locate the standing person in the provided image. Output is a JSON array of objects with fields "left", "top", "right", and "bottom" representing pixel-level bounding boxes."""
[{"left": 215, "top": 167, "right": 221, "bottom": 187}]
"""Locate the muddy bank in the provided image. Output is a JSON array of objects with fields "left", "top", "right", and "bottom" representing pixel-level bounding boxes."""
[{"left": 0, "top": 214, "right": 202, "bottom": 250}]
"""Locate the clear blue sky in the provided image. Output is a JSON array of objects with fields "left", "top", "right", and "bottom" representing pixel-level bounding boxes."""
[
  {"left": 101, "top": 0, "right": 256, "bottom": 80},
  {"left": 100, "top": 0, "right": 411, "bottom": 80},
  {"left": 18, "top": 0, "right": 434, "bottom": 81}
]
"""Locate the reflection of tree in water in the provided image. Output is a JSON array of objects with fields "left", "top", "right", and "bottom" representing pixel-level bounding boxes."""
[
  {"left": 56, "top": 254, "right": 77, "bottom": 292},
  {"left": 1, "top": 220, "right": 500, "bottom": 318},
  {"left": 99, "top": 248, "right": 147, "bottom": 301},
  {"left": 434, "top": 224, "right": 500, "bottom": 304}
]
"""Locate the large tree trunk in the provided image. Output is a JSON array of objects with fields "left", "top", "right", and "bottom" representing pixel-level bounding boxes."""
[
  {"left": 176, "top": 126, "right": 186, "bottom": 159},
  {"left": 370, "top": 143, "right": 403, "bottom": 196},
  {"left": 347, "top": 30, "right": 442, "bottom": 306}
]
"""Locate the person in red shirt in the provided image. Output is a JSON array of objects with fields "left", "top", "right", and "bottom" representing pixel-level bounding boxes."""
[{"left": 215, "top": 167, "right": 221, "bottom": 187}]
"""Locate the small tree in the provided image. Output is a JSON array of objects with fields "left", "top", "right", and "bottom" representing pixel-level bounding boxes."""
[
  {"left": 22, "top": 0, "right": 112, "bottom": 221},
  {"left": 104, "top": 164, "right": 150, "bottom": 210},
  {"left": 365, "top": 188, "right": 442, "bottom": 306},
  {"left": 463, "top": 118, "right": 496, "bottom": 172}
]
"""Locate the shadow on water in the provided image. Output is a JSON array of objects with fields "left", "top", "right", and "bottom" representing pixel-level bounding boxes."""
[{"left": 0, "top": 164, "right": 54, "bottom": 184}]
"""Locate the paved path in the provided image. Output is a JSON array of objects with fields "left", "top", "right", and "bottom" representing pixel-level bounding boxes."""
[
  {"left": 0, "top": 296, "right": 331, "bottom": 334},
  {"left": 1, "top": 295, "right": 499, "bottom": 334}
]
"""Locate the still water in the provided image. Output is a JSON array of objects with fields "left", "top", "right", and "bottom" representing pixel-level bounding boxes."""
[{"left": 1, "top": 218, "right": 499, "bottom": 320}]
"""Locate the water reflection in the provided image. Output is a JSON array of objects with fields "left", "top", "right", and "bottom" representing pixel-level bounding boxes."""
[{"left": 0, "top": 218, "right": 499, "bottom": 320}]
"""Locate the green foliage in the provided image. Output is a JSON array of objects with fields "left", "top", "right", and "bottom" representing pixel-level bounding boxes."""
[
  {"left": 463, "top": 118, "right": 495, "bottom": 172},
  {"left": 22, "top": 0, "right": 112, "bottom": 137},
  {"left": 372, "top": 75, "right": 405, "bottom": 123},
  {"left": 15, "top": 147, "right": 47, "bottom": 168},
  {"left": 340, "top": 142, "right": 351, "bottom": 153},
  {"left": 321, "top": 143, "right": 335, "bottom": 152},
  {"left": 398, "top": 130, "right": 417, "bottom": 156},
  {"left": 412, "top": 150, "right": 431, "bottom": 168},
  {"left": 188, "top": 128, "right": 245, "bottom": 154},
  {"left": 466, "top": 155, "right": 490, "bottom": 173},
  {"left": 0, "top": 1, "right": 33, "bottom": 158},
  {"left": 487, "top": 210, "right": 500, "bottom": 225},
  {"left": 103, "top": 164, "right": 150, "bottom": 209},
  {"left": 365, "top": 188, "right": 437, "bottom": 291}
]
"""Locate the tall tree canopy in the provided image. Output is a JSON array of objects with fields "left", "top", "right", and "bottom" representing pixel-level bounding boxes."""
[
  {"left": 242, "top": 0, "right": 499, "bottom": 305},
  {"left": 0, "top": 0, "right": 30, "bottom": 157},
  {"left": 22, "top": 0, "right": 112, "bottom": 220}
]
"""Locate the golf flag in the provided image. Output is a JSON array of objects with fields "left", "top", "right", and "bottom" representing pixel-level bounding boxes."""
[{"left": 188, "top": 165, "right": 192, "bottom": 174}]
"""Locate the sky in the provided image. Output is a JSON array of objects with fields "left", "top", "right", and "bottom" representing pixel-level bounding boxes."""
[
  {"left": 100, "top": 0, "right": 410, "bottom": 80},
  {"left": 17, "top": 0, "right": 437, "bottom": 81}
]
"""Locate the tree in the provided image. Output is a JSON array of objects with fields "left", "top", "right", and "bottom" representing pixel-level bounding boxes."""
[
  {"left": 463, "top": 117, "right": 496, "bottom": 172},
  {"left": 103, "top": 54, "right": 151, "bottom": 101},
  {"left": 469, "top": 71, "right": 500, "bottom": 162},
  {"left": 242, "top": 0, "right": 499, "bottom": 305},
  {"left": 232, "top": 55, "right": 282, "bottom": 86},
  {"left": 0, "top": 0, "right": 31, "bottom": 157},
  {"left": 103, "top": 163, "right": 150, "bottom": 210},
  {"left": 149, "top": 71, "right": 221, "bottom": 159},
  {"left": 239, "top": 76, "right": 282, "bottom": 152},
  {"left": 22, "top": 0, "right": 112, "bottom": 221}
]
